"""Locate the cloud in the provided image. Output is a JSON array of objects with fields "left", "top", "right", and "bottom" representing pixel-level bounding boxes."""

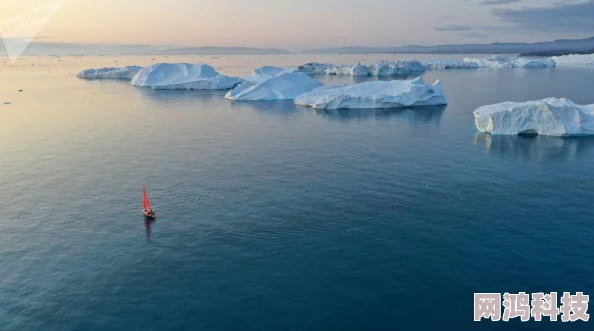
[
  {"left": 493, "top": 0, "right": 594, "bottom": 31},
  {"left": 434, "top": 25, "right": 473, "bottom": 31},
  {"left": 479, "top": 0, "right": 522, "bottom": 5},
  {"left": 459, "top": 32, "right": 490, "bottom": 38}
]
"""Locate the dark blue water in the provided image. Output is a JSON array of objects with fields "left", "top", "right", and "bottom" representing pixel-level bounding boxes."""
[{"left": 1, "top": 61, "right": 594, "bottom": 330}]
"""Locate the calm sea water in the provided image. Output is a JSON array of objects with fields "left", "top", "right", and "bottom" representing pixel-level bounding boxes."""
[{"left": 1, "top": 54, "right": 594, "bottom": 330}]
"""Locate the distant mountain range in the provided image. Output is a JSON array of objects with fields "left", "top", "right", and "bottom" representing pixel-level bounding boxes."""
[
  {"left": 302, "top": 37, "right": 594, "bottom": 55},
  {"left": 2, "top": 36, "right": 594, "bottom": 56},
  {"left": 159, "top": 47, "right": 290, "bottom": 55},
  {"left": 0, "top": 42, "right": 290, "bottom": 56}
]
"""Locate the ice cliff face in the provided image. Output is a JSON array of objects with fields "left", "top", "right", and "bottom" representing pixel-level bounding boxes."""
[
  {"left": 131, "top": 63, "right": 242, "bottom": 90},
  {"left": 550, "top": 54, "right": 594, "bottom": 65},
  {"left": 422, "top": 60, "right": 479, "bottom": 69},
  {"left": 294, "top": 77, "right": 447, "bottom": 110},
  {"left": 297, "top": 61, "right": 426, "bottom": 76},
  {"left": 77, "top": 66, "right": 143, "bottom": 80},
  {"left": 474, "top": 98, "right": 594, "bottom": 136},
  {"left": 463, "top": 56, "right": 556, "bottom": 69}
]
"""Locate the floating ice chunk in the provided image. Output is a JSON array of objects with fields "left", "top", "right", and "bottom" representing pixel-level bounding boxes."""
[
  {"left": 244, "top": 66, "right": 295, "bottom": 83},
  {"left": 226, "top": 72, "right": 324, "bottom": 101},
  {"left": 294, "top": 77, "right": 447, "bottom": 110},
  {"left": 131, "top": 63, "right": 242, "bottom": 90},
  {"left": 463, "top": 56, "right": 555, "bottom": 68},
  {"left": 77, "top": 66, "right": 143, "bottom": 80},
  {"left": 550, "top": 54, "right": 594, "bottom": 65},
  {"left": 474, "top": 97, "right": 594, "bottom": 136},
  {"left": 422, "top": 60, "right": 479, "bottom": 69},
  {"left": 297, "top": 61, "right": 425, "bottom": 76}
]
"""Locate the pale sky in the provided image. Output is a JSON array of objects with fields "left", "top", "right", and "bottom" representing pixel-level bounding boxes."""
[{"left": 1, "top": 0, "right": 593, "bottom": 48}]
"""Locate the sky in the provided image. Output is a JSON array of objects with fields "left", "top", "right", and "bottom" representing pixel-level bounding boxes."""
[{"left": 0, "top": 0, "right": 593, "bottom": 49}]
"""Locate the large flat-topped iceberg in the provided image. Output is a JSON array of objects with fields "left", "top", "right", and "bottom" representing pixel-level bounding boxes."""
[
  {"left": 77, "top": 66, "right": 143, "bottom": 80},
  {"left": 294, "top": 77, "right": 447, "bottom": 110},
  {"left": 550, "top": 54, "right": 594, "bottom": 65},
  {"left": 463, "top": 56, "right": 556, "bottom": 69},
  {"left": 297, "top": 61, "right": 425, "bottom": 76},
  {"left": 131, "top": 63, "right": 242, "bottom": 90},
  {"left": 226, "top": 72, "right": 323, "bottom": 101},
  {"left": 474, "top": 98, "right": 594, "bottom": 136},
  {"left": 422, "top": 60, "right": 479, "bottom": 69}
]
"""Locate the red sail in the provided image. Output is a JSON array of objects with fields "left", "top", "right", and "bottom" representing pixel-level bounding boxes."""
[{"left": 143, "top": 185, "right": 151, "bottom": 210}]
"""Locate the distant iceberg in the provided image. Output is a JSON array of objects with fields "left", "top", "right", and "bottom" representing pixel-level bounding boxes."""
[
  {"left": 226, "top": 72, "right": 324, "bottom": 101},
  {"left": 244, "top": 66, "right": 295, "bottom": 83},
  {"left": 77, "top": 66, "right": 143, "bottom": 80},
  {"left": 422, "top": 60, "right": 479, "bottom": 69},
  {"left": 463, "top": 56, "right": 556, "bottom": 69},
  {"left": 294, "top": 77, "right": 447, "bottom": 110},
  {"left": 474, "top": 97, "right": 594, "bottom": 136},
  {"left": 297, "top": 60, "right": 426, "bottom": 76},
  {"left": 131, "top": 63, "right": 243, "bottom": 90},
  {"left": 550, "top": 54, "right": 594, "bottom": 65}
]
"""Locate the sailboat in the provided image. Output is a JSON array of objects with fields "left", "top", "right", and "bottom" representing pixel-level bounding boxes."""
[{"left": 143, "top": 185, "right": 156, "bottom": 219}]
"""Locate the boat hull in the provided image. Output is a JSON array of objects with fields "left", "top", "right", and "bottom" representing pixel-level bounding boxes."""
[{"left": 143, "top": 210, "right": 156, "bottom": 219}]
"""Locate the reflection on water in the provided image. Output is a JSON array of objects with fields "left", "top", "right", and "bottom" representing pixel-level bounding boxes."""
[
  {"left": 226, "top": 99, "right": 301, "bottom": 118},
  {"left": 474, "top": 133, "right": 594, "bottom": 162},
  {"left": 144, "top": 218, "right": 155, "bottom": 242},
  {"left": 135, "top": 87, "right": 229, "bottom": 105},
  {"left": 314, "top": 105, "right": 446, "bottom": 125}
]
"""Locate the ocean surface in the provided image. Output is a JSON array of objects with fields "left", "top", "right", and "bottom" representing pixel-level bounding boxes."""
[{"left": 1, "top": 54, "right": 593, "bottom": 330}]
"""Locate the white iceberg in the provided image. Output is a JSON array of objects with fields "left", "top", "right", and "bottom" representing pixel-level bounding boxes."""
[
  {"left": 550, "top": 54, "right": 594, "bottom": 65},
  {"left": 77, "top": 66, "right": 143, "bottom": 80},
  {"left": 422, "top": 60, "right": 479, "bottom": 69},
  {"left": 297, "top": 61, "right": 425, "bottom": 76},
  {"left": 131, "top": 63, "right": 242, "bottom": 90},
  {"left": 463, "top": 56, "right": 555, "bottom": 69},
  {"left": 226, "top": 72, "right": 324, "bottom": 101},
  {"left": 474, "top": 97, "right": 594, "bottom": 136},
  {"left": 294, "top": 77, "right": 447, "bottom": 110},
  {"left": 370, "top": 60, "right": 426, "bottom": 76},
  {"left": 244, "top": 66, "right": 295, "bottom": 83}
]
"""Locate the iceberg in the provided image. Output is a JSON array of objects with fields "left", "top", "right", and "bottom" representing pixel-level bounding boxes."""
[
  {"left": 297, "top": 60, "right": 425, "bottom": 76},
  {"left": 77, "top": 66, "right": 143, "bottom": 80},
  {"left": 422, "top": 60, "right": 479, "bottom": 69},
  {"left": 463, "top": 56, "right": 556, "bottom": 69},
  {"left": 473, "top": 98, "right": 594, "bottom": 136},
  {"left": 294, "top": 77, "right": 447, "bottom": 110},
  {"left": 244, "top": 66, "right": 295, "bottom": 83},
  {"left": 370, "top": 60, "right": 425, "bottom": 75},
  {"left": 226, "top": 72, "right": 324, "bottom": 101},
  {"left": 131, "top": 63, "right": 242, "bottom": 90},
  {"left": 550, "top": 54, "right": 594, "bottom": 65}
]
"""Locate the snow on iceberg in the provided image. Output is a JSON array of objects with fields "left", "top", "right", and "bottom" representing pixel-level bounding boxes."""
[
  {"left": 474, "top": 98, "right": 594, "bottom": 136},
  {"left": 550, "top": 54, "right": 594, "bottom": 65},
  {"left": 226, "top": 72, "right": 324, "bottom": 101},
  {"left": 244, "top": 66, "right": 295, "bottom": 83},
  {"left": 131, "top": 63, "right": 242, "bottom": 90},
  {"left": 77, "top": 66, "right": 143, "bottom": 80},
  {"left": 463, "top": 56, "right": 555, "bottom": 69},
  {"left": 422, "top": 60, "right": 479, "bottom": 69},
  {"left": 294, "top": 77, "right": 447, "bottom": 110},
  {"left": 297, "top": 61, "right": 425, "bottom": 76}
]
